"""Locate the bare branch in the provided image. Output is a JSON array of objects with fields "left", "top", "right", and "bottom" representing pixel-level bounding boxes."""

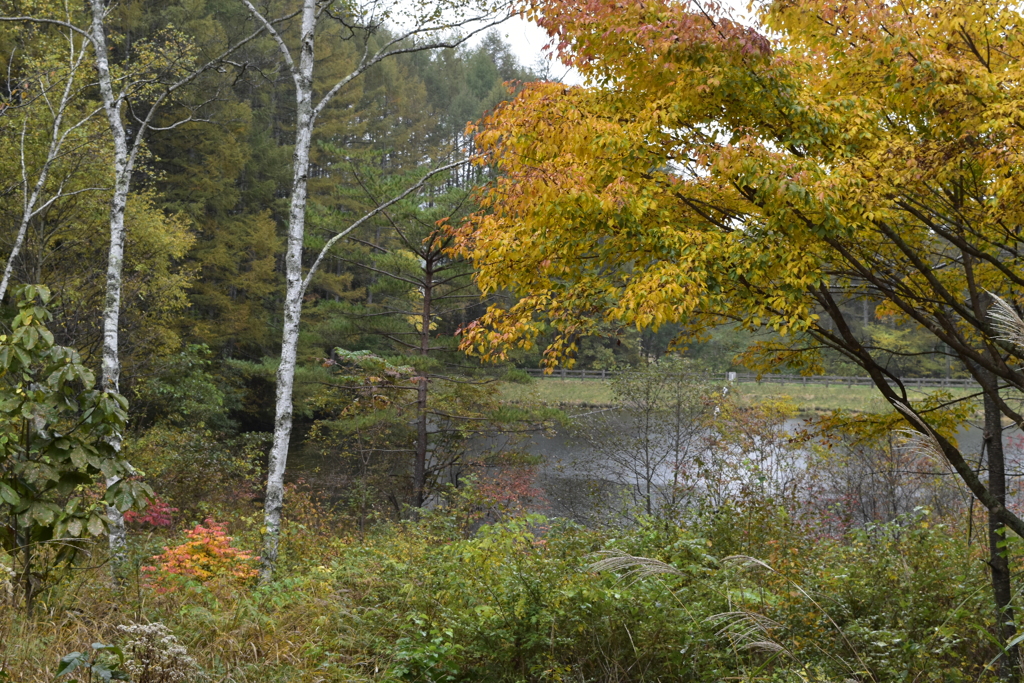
[
  {"left": 240, "top": 0, "right": 297, "bottom": 71},
  {"left": 301, "top": 160, "right": 464, "bottom": 296},
  {"left": 311, "top": 7, "right": 513, "bottom": 120},
  {"left": 0, "top": 16, "right": 93, "bottom": 42}
]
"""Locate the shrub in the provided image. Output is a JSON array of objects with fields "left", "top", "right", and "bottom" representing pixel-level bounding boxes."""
[
  {"left": 143, "top": 519, "right": 256, "bottom": 588},
  {"left": 0, "top": 285, "right": 148, "bottom": 607},
  {"left": 124, "top": 497, "right": 177, "bottom": 529},
  {"left": 124, "top": 428, "right": 265, "bottom": 520},
  {"left": 503, "top": 368, "right": 533, "bottom": 385},
  {"left": 322, "top": 507, "right": 1002, "bottom": 682}
]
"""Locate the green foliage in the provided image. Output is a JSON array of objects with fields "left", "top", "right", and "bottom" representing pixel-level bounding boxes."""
[
  {"left": 123, "top": 426, "right": 264, "bottom": 521},
  {"left": 54, "top": 643, "right": 127, "bottom": 682},
  {"left": 301, "top": 347, "right": 542, "bottom": 519},
  {"left": 0, "top": 497, "right": 1010, "bottom": 682},
  {"left": 313, "top": 507, "right": 998, "bottom": 682},
  {"left": 502, "top": 368, "right": 533, "bottom": 385},
  {"left": 864, "top": 323, "right": 949, "bottom": 378},
  {"left": 131, "top": 343, "right": 234, "bottom": 431},
  {"left": 0, "top": 286, "right": 149, "bottom": 599}
]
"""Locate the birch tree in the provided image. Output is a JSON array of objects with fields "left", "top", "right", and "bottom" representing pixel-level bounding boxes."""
[
  {"left": 0, "top": 18, "right": 103, "bottom": 303},
  {"left": 1, "top": 1, "right": 275, "bottom": 560},
  {"left": 240, "top": 0, "right": 510, "bottom": 581},
  {"left": 86, "top": 0, "right": 283, "bottom": 559}
]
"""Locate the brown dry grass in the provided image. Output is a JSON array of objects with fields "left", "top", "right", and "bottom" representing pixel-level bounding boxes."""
[{"left": 1, "top": 565, "right": 376, "bottom": 682}]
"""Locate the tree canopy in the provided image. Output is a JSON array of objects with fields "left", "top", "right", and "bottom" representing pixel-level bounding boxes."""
[{"left": 460, "top": 0, "right": 1024, "bottom": 523}]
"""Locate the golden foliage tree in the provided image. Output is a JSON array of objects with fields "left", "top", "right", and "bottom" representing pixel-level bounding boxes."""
[{"left": 458, "top": 0, "right": 1024, "bottom": 665}]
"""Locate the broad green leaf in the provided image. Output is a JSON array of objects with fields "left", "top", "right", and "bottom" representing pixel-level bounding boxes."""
[
  {"left": 66, "top": 518, "right": 83, "bottom": 537},
  {"left": 29, "top": 501, "right": 57, "bottom": 526},
  {"left": 22, "top": 326, "right": 38, "bottom": 350},
  {"left": 114, "top": 489, "right": 134, "bottom": 513},
  {"left": 86, "top": 514, "right": 106, "bottom": 537},
  {"left": 69, "top": 447, "right": 89, "bottom": 470},
  {"left": 13, "top": 346, "right": 31, "bottom": 368},
  {"left": 54, "top": 652, "right": 88, "bottom": 678},
  {"left": 0, "top": 482, "right": 19, "bottom": 506}
]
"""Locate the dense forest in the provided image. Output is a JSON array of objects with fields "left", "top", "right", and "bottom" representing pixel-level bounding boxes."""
[{"left": 3, "top": 0, "right": 1024, "bottom": 681}]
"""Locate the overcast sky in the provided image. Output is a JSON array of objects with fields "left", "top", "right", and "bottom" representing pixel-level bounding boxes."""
[
  {"left": 486, "top": 14, "right": 551, "bottom": 66},
  {"left": 470, "top": 13, "right": 584, "bottom": 83},
  {"left": 465, "top": 1, "right": 755, "bottom": 84},
  {"left": 393, "top": 1, "right": 756, "bottom": 85}
]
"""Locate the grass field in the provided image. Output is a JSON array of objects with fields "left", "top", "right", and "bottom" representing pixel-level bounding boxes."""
[
  {"left": 499, "top": 377, "right": 980, "bottom": 414},
  {"left": 500, "top": 378, "right": 615, "bottom": 406}
]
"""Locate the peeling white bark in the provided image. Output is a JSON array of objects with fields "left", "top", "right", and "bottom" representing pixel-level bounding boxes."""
[
  {"left": 79, "top": 0, "right": 277, "bottom": 564},
  {"left": 87, "top": 0, "right": 132, "bottom": 561},
  {"left": 241, "top": 0, "right": 509, "bottom": 582},
  {"left": 258, "top": 0, "right": 318, "bottom": 581}
]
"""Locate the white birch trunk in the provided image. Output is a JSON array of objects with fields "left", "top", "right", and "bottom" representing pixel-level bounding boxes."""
[
  {"left": 242, "top": 0, "right": 508, "bottom": 581},
  {"left": 259, "top": 156, "right": 463, "bottom": 578},
  {"left": 89, "top": 0, "right": 131, "bottom": 560},
  {"left": 260, "top": 0, "right": 318, "bottom": 582}
]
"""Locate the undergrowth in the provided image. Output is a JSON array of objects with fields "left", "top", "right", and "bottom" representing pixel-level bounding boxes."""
[{"left": 0, "top": 497, "right": 1010, "bottom": 682}]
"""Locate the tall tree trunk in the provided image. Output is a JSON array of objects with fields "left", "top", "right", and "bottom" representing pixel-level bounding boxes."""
[
  {"left": 983, "top": 376, "right": 1019, "bottom": 678},
  {"left": 20, "top": 529, "right": 34, "bottom": 613},
  {"left": 89, "top": 0, "right": 130, "bottom": 564},
  {"left": 972, "top": 279, "right": 1020, "bottom": 677},
  {"left": 413, "top": 259, "right": 434, "bottom": 508},
  {"left": 260, "top": 1, "right": 317, "bottom": 583},
  {"left": 241, "top": 0, "right": 505, "bottom": 581}
]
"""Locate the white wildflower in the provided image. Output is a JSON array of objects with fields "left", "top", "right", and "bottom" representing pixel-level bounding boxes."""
[{"left": 117, "top": 622, "right": 203, "bottom": 682}]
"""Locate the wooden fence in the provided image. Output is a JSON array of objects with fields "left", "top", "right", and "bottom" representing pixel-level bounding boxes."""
[{"left": 522, "top": 367, "right": 977, "bottom": 389}]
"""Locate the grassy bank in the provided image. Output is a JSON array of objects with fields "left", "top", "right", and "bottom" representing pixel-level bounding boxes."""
[
  {"left": 734, "top": 380, "right": 979, "bottom": 414},
  {"left": 500, "top": 378, "right": 615, "bottom": 406},
  {"left": 500, "top": 377, "right": 980, "bottom": 414},
  {"left": 0, "top": 503, "right": 1004, "bottom": 682}
]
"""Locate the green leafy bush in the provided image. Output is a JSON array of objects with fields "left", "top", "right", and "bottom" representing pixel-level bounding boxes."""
[
  {"left": 502, "top": 368, "right": 533, "bottom": 385},
  {"left": 322, "top": 507, "right": 999, "bottom": 682},
  {"left": 0, "top": 285, "right": 148, "bottom": 606}
]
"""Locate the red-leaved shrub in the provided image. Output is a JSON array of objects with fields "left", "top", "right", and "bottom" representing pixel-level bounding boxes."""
[{"left": 142, "top": 519, "right": 257, "bottom": 589}]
